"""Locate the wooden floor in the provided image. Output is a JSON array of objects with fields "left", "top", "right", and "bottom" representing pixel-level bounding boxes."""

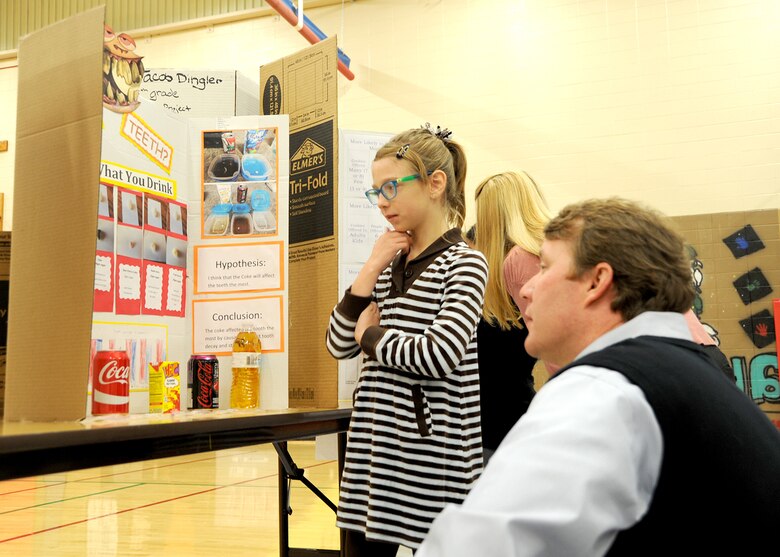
[{"left": 0, "top": 441, "right": 344, "bottom": 556}]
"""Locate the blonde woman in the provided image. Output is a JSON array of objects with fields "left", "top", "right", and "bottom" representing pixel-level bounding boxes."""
[{"left": 473, "top": 171, "right": 553, "bottom": 459}]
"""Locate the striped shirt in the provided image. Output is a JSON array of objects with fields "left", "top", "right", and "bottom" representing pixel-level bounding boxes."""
[{"left": 326, "top": 229, "right": 488, "bottom": 549}]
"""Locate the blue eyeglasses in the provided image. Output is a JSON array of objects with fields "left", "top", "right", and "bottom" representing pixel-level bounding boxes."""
[{"left": 364, "top": 171, "right": 433, "bottom": 205}]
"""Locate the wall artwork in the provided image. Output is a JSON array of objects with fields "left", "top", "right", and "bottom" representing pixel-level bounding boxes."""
[{"left": 673, "top": 210, "right": 779, "bottom": 428}]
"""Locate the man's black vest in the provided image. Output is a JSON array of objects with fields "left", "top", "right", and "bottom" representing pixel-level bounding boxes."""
[{"left": 556, "top": 336, "right": 780, "bottom": 555}]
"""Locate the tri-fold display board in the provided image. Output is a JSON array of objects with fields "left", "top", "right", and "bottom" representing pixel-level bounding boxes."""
[{"left": 4, "top": 7, "right": 297, "bottom": 421}]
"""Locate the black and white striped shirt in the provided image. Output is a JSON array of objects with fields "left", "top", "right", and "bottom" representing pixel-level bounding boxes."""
[{"left": 326, "top": 229, "right": 488, "bottom": 548}]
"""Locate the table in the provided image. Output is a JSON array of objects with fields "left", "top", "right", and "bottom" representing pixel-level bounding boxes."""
[{"left": 0, "top": 407, "right": 352, "bottom": 557}]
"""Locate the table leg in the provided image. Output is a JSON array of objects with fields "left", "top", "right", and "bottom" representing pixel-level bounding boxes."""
[{"left": 275, "top": 440, "right": 341, "bottom": 557}]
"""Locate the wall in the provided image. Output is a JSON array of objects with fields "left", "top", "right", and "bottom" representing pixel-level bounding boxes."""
[
  {"left": 1, "top": 0, "right": 778, "bottom": 231},
  {"left": 0, "top": 1, "right": 777, "bottom": 405}
]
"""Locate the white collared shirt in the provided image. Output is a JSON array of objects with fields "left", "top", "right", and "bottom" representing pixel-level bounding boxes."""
[{"left": 416, "top": 312, "right": 692, "bottom": 557}]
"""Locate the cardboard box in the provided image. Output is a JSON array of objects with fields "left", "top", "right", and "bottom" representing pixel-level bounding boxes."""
[
  {"left": 673, "top": 209, "right": 780, "bottom": 423},
  {"left": 261, "top": 38, "right": 339, "bottom": 408},
  {"left": 141, "top": 69, "right": 259, "bottom": 118},
  {"left": 4, "top": 7, "right": 105, "bottom": 421}
]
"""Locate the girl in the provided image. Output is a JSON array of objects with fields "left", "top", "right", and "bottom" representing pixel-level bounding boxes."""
[
  {"left": 326, "top": 124, "right": 488, "bottom": 556},
  {"left": 473, "top": 171, "right": 553, "bottom": 457}
]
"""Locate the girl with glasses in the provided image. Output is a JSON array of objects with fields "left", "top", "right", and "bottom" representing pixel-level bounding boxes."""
[{"left": 326, "top": 125, "right": 488, "bottom": 556}]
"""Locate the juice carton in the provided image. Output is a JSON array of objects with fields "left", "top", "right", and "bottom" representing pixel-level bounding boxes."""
[{"left": 149, "top": 361, "right": 181, "bottom": 413}]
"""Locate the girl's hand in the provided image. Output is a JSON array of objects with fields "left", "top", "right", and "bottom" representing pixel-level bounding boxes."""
[
  {"left": 355, "top": 302, "right": 380, "bottom": 344},
  {"left": 367, "top": 229, "right": 412, "bottom": 271},
  {"left": 351, "top": 229, "right": 411, "bottom": 297}
]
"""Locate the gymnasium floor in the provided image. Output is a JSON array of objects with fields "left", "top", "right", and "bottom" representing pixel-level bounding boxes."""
[{"left": 0, "top": 441, "right": 342, "bottom": 556}]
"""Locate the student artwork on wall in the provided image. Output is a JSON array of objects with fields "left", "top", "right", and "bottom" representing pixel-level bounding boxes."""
[
  {"left": 739, "top": 309, "right": 776, "bottom": 350},
  {"left": 732, "top": 268, "right": 772, "bottom": 306},
  {"left": 674, "top": 210, "right": 779, "bottom": 428},
  {"left": 722, "top": 224, "right": 766, "bottom": 259}
]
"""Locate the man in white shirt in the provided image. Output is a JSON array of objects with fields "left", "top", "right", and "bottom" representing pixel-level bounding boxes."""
[{"left": 416, "top": 198, "right": 780, "bottom": 557}]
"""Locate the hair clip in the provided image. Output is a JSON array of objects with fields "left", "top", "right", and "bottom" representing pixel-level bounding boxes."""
[
  {"left": 421, "top": 122, "right": 453, "bottom": 142},
  {"left": 435, "top": 126, "right": 453, "bottom": 141},
  {"left": 396, "top": 144, "right": 410, "bottom": 159}
]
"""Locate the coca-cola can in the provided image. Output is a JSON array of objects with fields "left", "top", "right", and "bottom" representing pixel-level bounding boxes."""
[
  {"left": 236, "top": 183, "right": 248, "bottom": 203},
  {"left": 188, "top": 355, "right": 219, "bottom": 409},
  {"left": 92, "top": 350, "right": 131, "bottom": 415}
]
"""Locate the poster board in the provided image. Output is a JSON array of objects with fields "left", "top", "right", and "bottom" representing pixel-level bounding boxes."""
[
  {"left": 188, "top": 115, "right": 290, "bottom": 410},
  {"left": 260, "top": 37, "right": 339, "bottom": 408},
  {"left": 91, "top": 90, "right": 190, "bottom": 415},
  {"left": 5, "top": 7, "right": 105, "bottom": 421},
  {"left": 336, "top": 129, "right": 393, "bottom": 401},
  {"left": 141, "top": 69, "right": 260, "bottom": 118},
  {"left": 4, "top": 8, "right": 290, "bottom": 421}
]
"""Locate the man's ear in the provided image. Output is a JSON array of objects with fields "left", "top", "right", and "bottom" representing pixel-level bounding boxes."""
[
  {"left": 429, "top": 169, "right": 447, "bottom": 200},
  {"left": 584, "top": 262, "right": 615, "bottom": 306}
]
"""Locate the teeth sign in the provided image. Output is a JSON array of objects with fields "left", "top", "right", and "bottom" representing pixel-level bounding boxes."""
[{"left": 121, "top": 112, "right": 175, "bottom": 174}]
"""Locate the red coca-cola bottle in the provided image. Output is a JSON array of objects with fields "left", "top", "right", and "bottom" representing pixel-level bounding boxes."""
[{"left": 92, "top": 350, "right": 131, "bottom": 415}]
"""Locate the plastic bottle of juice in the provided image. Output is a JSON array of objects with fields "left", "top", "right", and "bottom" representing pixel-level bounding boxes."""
[{"left": 230, "top": 323, "right": 262, "bottom": 409}]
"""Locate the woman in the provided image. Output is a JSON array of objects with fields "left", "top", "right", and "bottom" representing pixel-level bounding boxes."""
[{"left": 473, "top": 170, "right": 553, "bottom": 459}]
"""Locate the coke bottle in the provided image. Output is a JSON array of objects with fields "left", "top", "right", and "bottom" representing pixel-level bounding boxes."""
[{"left": 230, "top": 323, "right": 262, "bottom": 409}]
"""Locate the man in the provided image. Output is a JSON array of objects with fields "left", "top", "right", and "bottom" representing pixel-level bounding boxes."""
[{"left": 417, "top": 198, "right": 780, "bottom": 556}]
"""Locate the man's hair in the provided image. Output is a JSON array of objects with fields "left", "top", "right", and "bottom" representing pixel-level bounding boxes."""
[{"left": 545, "top": 198, "right": 694, "bottom": 321}]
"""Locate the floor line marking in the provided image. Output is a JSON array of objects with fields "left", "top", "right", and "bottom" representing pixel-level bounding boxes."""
[
  {"left": 0, "top": 484, "right": 144, "bottom": 515},
  {"left": 0, "top": 458, "right": 336, "bottom": 544},
  {"left": 0, "top": 447, "right": 264, "bottom": 496}
]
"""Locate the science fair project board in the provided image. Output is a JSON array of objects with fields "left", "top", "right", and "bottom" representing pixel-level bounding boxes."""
[
  {"left": 336, "top": 130, "right": 393, "bottom": 401},
  {"left": 4, "top": 7, "right": 290, "bottom": 420}
]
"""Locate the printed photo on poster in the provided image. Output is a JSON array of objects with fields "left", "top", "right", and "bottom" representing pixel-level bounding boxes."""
[
  {"left": 116, "top": 187, "right": 143, "bottom": 315},
  {"left": 201, "top": 128, "right": 279, "bottom": 238},
  {"left": 95, "top": 183, "right": 117, "bottom": 312},
  {"left": 141, "top": 194, "right": 188, "bottom": 318}
]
